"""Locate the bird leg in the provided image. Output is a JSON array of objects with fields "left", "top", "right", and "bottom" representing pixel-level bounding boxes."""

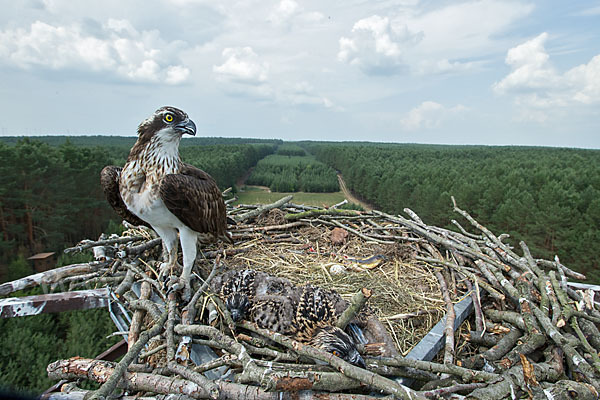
[
  {"left": 174, "top": 227, "right": 200, "bottom": 301},
  {"left": 154, "top": 227, "right": 181, "bottom": 286}
]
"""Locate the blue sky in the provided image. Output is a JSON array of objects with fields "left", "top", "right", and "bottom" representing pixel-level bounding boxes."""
[{"left": 1, "top": 0, "right": 599, "bottom": 148}]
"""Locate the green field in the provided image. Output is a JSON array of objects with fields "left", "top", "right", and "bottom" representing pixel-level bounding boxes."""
[{"left": 234, "top": 189, "right": 346, "bottom": 207}]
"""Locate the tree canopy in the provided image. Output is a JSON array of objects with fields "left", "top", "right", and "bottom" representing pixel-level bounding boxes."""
[{"left": 311, "top": 144, "right": 600, "bottom": 282}]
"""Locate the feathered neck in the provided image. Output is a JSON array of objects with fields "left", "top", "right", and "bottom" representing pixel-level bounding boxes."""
[
  {"left": 126, "top": 128, "right": 183, "bottom": 186},
  {"left": 144, "top": 130, "right": 182, "bottom": 165}
]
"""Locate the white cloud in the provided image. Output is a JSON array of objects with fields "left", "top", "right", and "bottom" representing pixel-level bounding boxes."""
[
  {"left": 493, "top": 33, "right": 560, "bottom": 94},
  {"left": 166, "top": 65, "right": 190, "bottom": 85},
  {"left": 401, "top": 101, "right": 467, "bottom": 130},
  {"left": 415, "top": 58, "right": 479, "bottom": 75},
  {"left": 268, "top": 0, "right": 300, "bottom": 25},
  {"left": 494, "top": 33, "right": 600, "bottom": 120},
  {"left": 266, "top": 0, "right": 324, "bottom": 29},
  {"left": 0, "top": 19, "right": 191, "bottom": 84},
  {"left": 406, "top": 1, "right": 534, "bottom": 57},
  {"left": 213, "top": 46, "right": 333, "bottom": 109},
  {"left": 338, "top": 15, "right": 422, "bottom": 75},
  {"left": 338, "top": 1, "right": 531, "bottom": 77},
  {"left": 565, "top": 55, "right": 600, "bottom": 105},
  {"left": 284, "top": 81, "right": 335, "bottom": 109},
  {"left": 213, "top": 46, "right": 269, "bottom": 85}
]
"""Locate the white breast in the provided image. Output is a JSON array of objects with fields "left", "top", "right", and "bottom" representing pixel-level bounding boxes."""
[
  {"left": 120, "top": 130, "right": 184, "bottom": 229},
  {"left": 120, "top": 162, "right": 183, "bottom": 229}
]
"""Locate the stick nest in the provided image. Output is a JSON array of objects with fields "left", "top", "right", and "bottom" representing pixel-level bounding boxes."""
[
  {"left": 227, "top": 213, "right": 445, "bottom": 355},
  {"left": 7, "top": 195, "right": 599, "bottom": 399}
]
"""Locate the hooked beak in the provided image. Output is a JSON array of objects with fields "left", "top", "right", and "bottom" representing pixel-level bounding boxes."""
[
  {"left": 350, "top": 351, "right": 366, "bottom": 369},
  {"left": 176, "top": 119, "right": 196, "bottom": 136},
  {"left": 230, "top": 309, "right": 242, "bottom": 322}
]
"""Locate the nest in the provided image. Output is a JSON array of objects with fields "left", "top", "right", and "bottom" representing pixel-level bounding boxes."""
[
  {"left": 226, "top": 216, "right": 445, "bottom": 355},
  {"left": 3, "top": 196, "right": 600, "bottom": 399}
]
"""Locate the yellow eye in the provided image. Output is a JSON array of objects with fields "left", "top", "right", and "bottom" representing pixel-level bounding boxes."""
[{"left": 165, "top": 114, "right": 174, "bottom": 123}]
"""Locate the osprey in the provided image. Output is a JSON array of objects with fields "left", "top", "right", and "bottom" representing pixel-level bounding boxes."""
[
  {"left": 214, "top": 269, "right": 366, "bottom": 368},
  {"left": 101, "top": 106, "right": 231, "bottom": 299}
]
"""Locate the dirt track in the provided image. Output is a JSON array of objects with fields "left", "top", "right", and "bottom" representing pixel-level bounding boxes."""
[{"left": 337, "top": 173, "right": 373, "bottom": 211}]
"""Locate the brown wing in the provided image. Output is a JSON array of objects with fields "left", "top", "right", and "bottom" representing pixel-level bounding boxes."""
[
  {"left": 100, "top": 166, "right": 149, "bottom": 228},
  {"left": 160, "top": 163, "right": 228, "bottom": 238},
  {"left": 220, "top": 269, "right": 258, "bottom": 300},
  {"left": 294, "top": 285, "right": 338, "bottom": 341},
  {"left": 250, "top": 295, "right": 295, "bottom": 334}
]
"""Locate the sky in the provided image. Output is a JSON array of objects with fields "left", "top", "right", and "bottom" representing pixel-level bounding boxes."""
[{"left": 0, "top": 0, "right": 599, "bottom": 148}]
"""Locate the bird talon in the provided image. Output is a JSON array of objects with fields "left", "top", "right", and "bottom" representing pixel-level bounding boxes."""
[{"left": 165, "top": 276, "right": 191, "bottom": 301}]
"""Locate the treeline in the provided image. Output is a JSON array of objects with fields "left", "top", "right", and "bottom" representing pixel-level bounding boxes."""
[
  {"left": 312, "top": 144, "right": 600, "bottom": 282},
  {"left": 275, "top": 144, "right": 306, "bottom": 157},
  {"left": 181, "top": 144, "right": 275, "bottom": 189},
  {"left": 246, "top": 154, "right": 339, "bottom": 192},
  {"left": 0, "top": 135, "right": 282, "bottom": 148}
]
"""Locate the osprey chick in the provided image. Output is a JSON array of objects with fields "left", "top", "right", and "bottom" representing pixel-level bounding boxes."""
[
  {"left": 101, "top": 106, "right": 231, "bottom": 299},
  {"left": 215, "top": 269, "right": 366, "bottom": 368}
]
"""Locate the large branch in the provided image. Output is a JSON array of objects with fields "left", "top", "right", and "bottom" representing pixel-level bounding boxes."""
[
  {"left": 44, "top": 374, "right": 386, "bottom": 400},
  {"left": 285, "top": 208, "right": 361, "bottom": 221},
  {"left": 64, "top": 236, "right": 146, "bottom": 253},
  {"left": 236, "top": 321, "right": 427, "bottom": 400},
  {"left": 233, "top": 195, "right": 293, "bottom": 223},
  {"left": 89, "top": 310, "right": 168, "bottom": 400},
  {"left": 173, "top": 323, "right": 363, "bottom": 393},
  {"left": 435, "top": 271, "right": 455, "bottom": 368},
  {"left": 0, "top": 262, "right": 105, "bottom": 296}
]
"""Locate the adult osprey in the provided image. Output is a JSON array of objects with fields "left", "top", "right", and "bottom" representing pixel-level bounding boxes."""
[{"left": 101, "top": 106, "right": 231, "bottom": 299}]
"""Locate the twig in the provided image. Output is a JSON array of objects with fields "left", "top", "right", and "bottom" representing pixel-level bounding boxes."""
[
  {"left": 317, "top": 218, "right": 394, "bottom": 244},
  {"left": 285, "top": 208, "right": 361, "bottom": 221},
  {"left": 0, "top": 262, "right": 105, "bottom": 296},
  {"left": 166, "top": 295, "right": 177, "bottom": 362},
  {"left": 450, "top": 219, "right": 482, "bottom": 239},
  {"left": 128, "top": 281, "right": 151, "bottom": 350},
  {"left": 193, "top": 354, "right": 237, "bottom": 373},
  {"left": 466, "top": 280, "right": 484, "bottom": 334},
  {"left": 336, "top": 288, "right": 372, "bottom": 329},
  {"left": 536, "top": 259, "right": 587, "bottom": 280},
  {"left": 127, "top": 238, "right": 162, "bottom": 256},
  {"left": 89, "top": 310, "right": 168, "bottom": 400},
  {"left": 528, "top": 298, "right": 600, "bottom": 390},
  {"left": 435, "top": 271, "right": 455, "bottom": 368},
  {"left": 420, "top": 382, "right": 487, "bottom": 398},
  {"left": 64, "top": 236, "right": 146, "bottom": 253},
  {"left": 167, "top": 361, "right": 219, "bottom": 399},
  {"left": 403, "top": 208, "right": 424, "bottom": 224},
  {"left": 183, "top": 256, "right": 221, "bottom": 324},
  {"left": 123, "top": 263, "right": 165, "bottom": 300},
  {"left": 138, "top": 343, "right": 166, "bottom": 360},
  {"left": 416, "top": 256, "right": 505, "bottom": 302},
  {"left": 235, "top": 221, "right": 305, "bottom": 232},
  {"left": 233, "top": 195, "right": 293, "bottom": 223},
  {"left": 369, "top": 356, "right": 498, "bottom": 382},
  {"left": 462, "top": 328, "right": 522, "bottom": 370},
  {"left": 236, "top": 321, "right": 428, "bottom": 399}
]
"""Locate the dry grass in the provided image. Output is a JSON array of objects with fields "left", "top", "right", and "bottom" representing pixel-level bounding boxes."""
[{"left": 212, "top": 210, "right": 447, "bottom": 355}]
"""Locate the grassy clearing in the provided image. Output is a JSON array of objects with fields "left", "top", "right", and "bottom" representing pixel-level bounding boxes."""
[{"left": 234, "top": 189, "right": 346, "bottom": 207}]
